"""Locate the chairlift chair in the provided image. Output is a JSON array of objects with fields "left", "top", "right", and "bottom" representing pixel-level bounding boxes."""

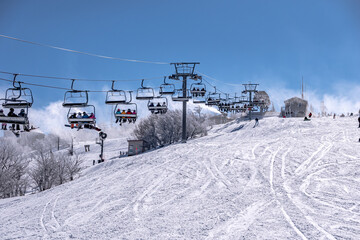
[
  {"left": 62, "top": 80, "right": 88, "bottom": 107},
  {"left": 172, "top": 89, "right": 192, "bottom": 102},
  {"left": 190, "top": 79, "right": 206, "bottom": 103},
  {"left": 148, "top": 96, "right": 168, "bottom": 114},
  {"left": 0, "top": 104, "right": 30, "bottom": 130},
  {"left": 2, "top": 75, "right": 34, "bottom": 108},
  {"left": 190, "top": 82, "right": 206, "bottom": 98},
  {"left": 114, "top": 102, "right": 137, "bottom": 125},
  {"left": 159, "top": 77, "right": 175, "bottom": 95},
  {"left": 206, "top": 87, "right": 221, "bottom": 106},
  {"left": 67, "top": 105, "right": 97, "bottom": 129},
  {"left": 105, "top": 81, "right": 127, "bottom": 104},
  {"left": 136, "top": 79, "right": 154, "bottom": 100}
]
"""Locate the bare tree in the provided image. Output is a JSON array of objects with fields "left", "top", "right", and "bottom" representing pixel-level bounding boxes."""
[
  {"left": 65, "top": 151, "right": 84, "bottom": 181},
  {"left": 0, "top": 140, "right": 29, "bottom": 198},
  {"left": 133, "top": 110, "right": 208, "bottom": 148},
  {"left": 30, "top": 146, "right": 58, "bottom": 192}
]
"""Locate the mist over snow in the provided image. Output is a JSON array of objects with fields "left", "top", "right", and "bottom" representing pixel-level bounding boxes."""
[{"left": 267, "top": 83, "right": 360, "bottom": 114}]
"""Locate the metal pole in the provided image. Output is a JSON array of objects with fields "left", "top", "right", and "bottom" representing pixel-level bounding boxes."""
[
  {"left": 249, "top": 91, "right": 252, "bottom": 120},
  {"left": 182, "top": 76, "right": 187, "bottom": 143},
  {"left": 100, "top": 139, "right": 104, "bottom": 162}
]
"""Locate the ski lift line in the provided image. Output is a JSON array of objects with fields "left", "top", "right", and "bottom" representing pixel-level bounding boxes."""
[
  {"left": 0, "top": 70, "right": 164, "bottom": 82},
  {"left": 202, "top": 78, "right": 226, "bottom": 95},
  {"left": 0, "top": 34, "right": 170, "bottom": 65},
  {"left": 196, "top": 71, "right": 232, "bottom": 93},
  {"left": 0, "top": 77, "right": 108, "bottom": 92}
]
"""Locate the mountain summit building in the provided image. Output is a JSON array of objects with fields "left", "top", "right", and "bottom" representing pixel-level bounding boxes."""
[{"left": 281, "top": 97, "right": 308, "bottom": 117}]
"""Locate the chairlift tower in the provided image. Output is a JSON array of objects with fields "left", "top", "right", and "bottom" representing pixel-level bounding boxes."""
[
  {"left": 242, "top": 83, "right": 259, "bottom": 120},
  {"left": 169, "top": 62, "right": 200, "bottom": 143}
]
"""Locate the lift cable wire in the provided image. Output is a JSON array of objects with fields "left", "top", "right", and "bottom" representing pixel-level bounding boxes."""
[
  {"left": 0, "top": 70, "right": 163, "bottom": 82},
  {"left": 0, "top": 34, "right": 169, "bottom": 65},
  {"left": 197, "top": 71, "right": 227, "bottom": 95},
  {"left": 0, "top": 77, "right": 113, "bottom": 92},
  {"left": 198, "top": 71, "right": 245, "bottom": 99}
]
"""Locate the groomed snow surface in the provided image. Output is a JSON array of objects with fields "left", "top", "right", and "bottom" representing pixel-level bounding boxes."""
[{"left": 1, "top": 116, "right": 360, "bottom": 240}]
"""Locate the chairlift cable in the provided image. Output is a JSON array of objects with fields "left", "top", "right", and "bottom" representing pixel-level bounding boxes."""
[
  {"left": 0, "top": 77, "right": 111, "bottom": 92},
  {"left": 0, "top": 70, "right": 164, "bottom": 82},
  {"left": 0, "top": 34, "right": 169, "bottom": 65}
]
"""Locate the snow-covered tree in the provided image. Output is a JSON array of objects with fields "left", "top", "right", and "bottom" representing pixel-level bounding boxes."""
[
  {"left": 65, "top": 151, "right": 84, "bottom": 181},
  {"left": 30, "top": 147, "right": 58, "bottom": 192},
  {"left": 0, "top": 140, "right": 29, "bottom": 198},
  {"left": 133, "top": 110, "right": 208, "bottom": 148}
]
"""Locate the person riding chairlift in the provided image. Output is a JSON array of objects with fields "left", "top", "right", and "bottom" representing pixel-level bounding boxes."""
[
  {"left": 0, "top": 109, "right": 7, "bottom": 130},
  {"left": 82, "top": 112, "right": 89, "bottom": 118},
  {"left": 18, "top": 109, "right": 26, "bottom": 117},
  {"left": 115, "top": 109, "right": 122, "bottom": 123},
  {"left": 7, "top": 108, "right": 19, "bottom": 130},
  {"left": 89, "top": 113, "right": 95, "bottom": 119},
  {"left": 192, "top": 87, "right": 197, "bottom": 97}
]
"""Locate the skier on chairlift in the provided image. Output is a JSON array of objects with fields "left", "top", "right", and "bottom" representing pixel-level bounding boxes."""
[
  {"left": 18, "top": 109, "right": 26, "bottom": 117},
  {"left": 82, "top": 112, "right": 89, "bottom": 118},
  {"left": 0, "top": 109, "right": 6, "bottom": 130},
  {"left": 7, "top": 108, "right": 19, "bottom": 130}
]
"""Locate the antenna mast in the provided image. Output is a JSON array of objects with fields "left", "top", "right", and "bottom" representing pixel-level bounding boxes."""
[{"left": 301, "top": 76, "right": 304, "bottom": 99}]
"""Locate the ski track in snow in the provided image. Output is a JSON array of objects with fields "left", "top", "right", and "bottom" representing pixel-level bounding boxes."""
[{"left": 1, "top": 116, "right": 360, "bottom": 239}]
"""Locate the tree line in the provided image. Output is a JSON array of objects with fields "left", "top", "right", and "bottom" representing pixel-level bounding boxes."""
[{"left": 0, "top": 137, "right": 83, "bottom": 199}]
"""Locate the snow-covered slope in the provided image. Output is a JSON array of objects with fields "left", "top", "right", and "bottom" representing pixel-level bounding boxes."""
[{"left": 1, "top": 117, "right": 360, "bottom": 239}]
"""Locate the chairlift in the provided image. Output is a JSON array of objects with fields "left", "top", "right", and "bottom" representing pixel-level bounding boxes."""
[
  {"left": 190, "top": 78, "right": 206, "bottom": 104},
  {"left": 114, "top": 102, "right": 137, "bottom": 125},
  {"left": 136, "top": 79, "right": 154, "bottom": 100},
  {"left": 218, "top": 94, "right": 233, "bottom": 113},
  {"left": 172, "top": 89, "right": 192, "bottom": 102},
  {"left": 66, "top": 105, "right": 97, "bottom": 129},
  {"left": 2, "top": 74, "right": 33, "bottom": 109},
  {"left": 0, "top": 105, "right": 31, "bottom": 131},
  {"left": 63, "top": 80, "right": 88, "bottom": 107},
  {"left": 230, "top": 103, "right": 247, "bottom": 113},
  {"left": 159, "top": 77, "right": 175, "bottom": 95},
  {"left": 206, "top": 87, "right": 221, "bottom": 106},
  {"left": 190, "top": 80, "right": 206, "bottom": 98},
  {"left": 105, "top": 81, "right": 127, "bottom": 104},
  {"left": 148, "top": 96, "right": 168, "bottom": 114}
]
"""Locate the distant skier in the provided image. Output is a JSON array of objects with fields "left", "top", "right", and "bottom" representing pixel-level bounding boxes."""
[
  {"left": 308, "top": 112, "right": 312, "bottom": 118},
  {"left": 358, "top": 116, "right": 360, "bottom": 128},
  {"left": 304, "top": 116, "right": 311, "bottom": 121},
  {"left": 333, "top": 113, "right": 336, "bottom": 119},
  {"left": 254, "top": 118, "right": 259, "bottom": 128}
]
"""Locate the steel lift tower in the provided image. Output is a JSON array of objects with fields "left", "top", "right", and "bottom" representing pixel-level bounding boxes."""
[
  {"left": 242, "top": 83, "right": 259, "bottom": 120},
  {"left": 169, "top": 62, "right": 200, "bottom": 143}
]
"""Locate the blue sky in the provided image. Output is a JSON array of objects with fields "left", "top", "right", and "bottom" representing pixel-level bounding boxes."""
[{"left": 0, "top": 0, "right": 359, "bottom": 114}]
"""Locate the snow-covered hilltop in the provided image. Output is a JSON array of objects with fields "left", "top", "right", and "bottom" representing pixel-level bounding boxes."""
[{"left": 1, "top": 116, "right": 359, "bottom": 239}]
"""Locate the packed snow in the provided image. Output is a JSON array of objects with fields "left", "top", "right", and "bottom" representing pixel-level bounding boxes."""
[{"left": 0, "top": 116, "right": 359, "bottom": 239}]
